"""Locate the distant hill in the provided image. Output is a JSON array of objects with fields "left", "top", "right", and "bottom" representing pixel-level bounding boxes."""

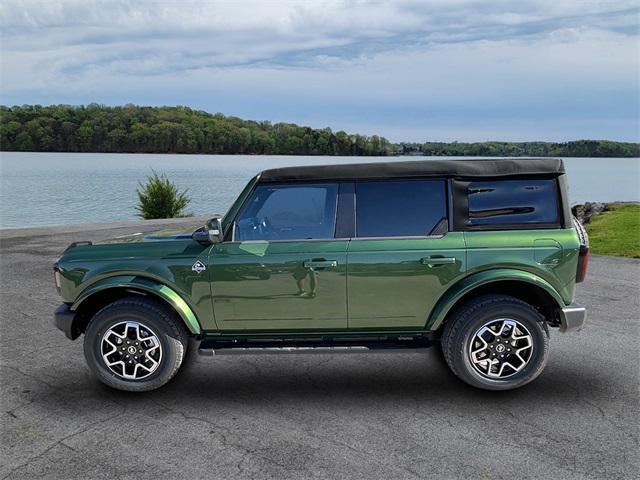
[
  {"left": 0, "top": 104, "right": 392, "bottom": 156},
  {"left": 397, "top": 140, "right": 640, "bottom": 158},
  {"left": 1, "top": 104, "right": 638, "bottom": 157}
]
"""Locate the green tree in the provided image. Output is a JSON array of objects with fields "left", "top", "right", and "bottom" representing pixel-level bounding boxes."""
[
  {"left": 136, "top": 170, "right": 191, "bottom": 219},
  {"left": 1, "top": 104, "right": 638, "bottom": 157}
]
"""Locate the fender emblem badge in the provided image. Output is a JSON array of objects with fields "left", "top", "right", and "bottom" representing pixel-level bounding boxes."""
[{"left": 192, "top": 261, "right": 206, "bottom": 274}]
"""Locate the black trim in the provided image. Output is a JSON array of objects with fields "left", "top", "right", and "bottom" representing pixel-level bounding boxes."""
[
  {"left": 258, "top": 158, "right": 565, "bottom": 183},
  {"left": 429, "top": 218, "right": 449, "bottom": 236},
  {"left": 557, "top": 175, "right": 573, "bottom": 228},
  {"left": 198, "top": 336, "right": 433, "bottom": 354},
  {"left": 335, "top": 182, "right": 355, "bottom": 238},
  {"left": 452, "top": 179, "right": 470, "bottom": 231},
  {"left": 446, "top": 178, "right": 454, "bottom": 231},
  {"left": 200, "top": 328, "right": 438, "bottom": 339},
  {"left": 64, "top": 241, "right": 92, "bottom": 252},
  {"left": 54, "top": 304, "right": 80, "bottom": 340}
]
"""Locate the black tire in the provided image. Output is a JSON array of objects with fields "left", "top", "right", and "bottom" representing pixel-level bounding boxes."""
[
  {"left": 441, "top": 295, "right": 549, "bottom": 391},
  {"left": 83, "top": 296, "right": 189, "bottom": 392}
]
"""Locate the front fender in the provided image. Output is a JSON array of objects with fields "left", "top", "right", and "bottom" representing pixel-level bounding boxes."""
[
  {"left": 426, "top": 268, "right": 565, "bottom": 331},
  {"left": 71, "top": 275, "right": 201, "bottom": 334}
]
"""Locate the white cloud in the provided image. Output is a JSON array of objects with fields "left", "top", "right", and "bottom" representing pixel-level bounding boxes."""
[{"left": 0, "top": 0, "right": 638, "bottom": 141}]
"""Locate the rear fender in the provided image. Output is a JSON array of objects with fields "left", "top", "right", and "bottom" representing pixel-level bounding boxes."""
[{"left": 426, "top": 269, "right": 565, "bottom": 331}]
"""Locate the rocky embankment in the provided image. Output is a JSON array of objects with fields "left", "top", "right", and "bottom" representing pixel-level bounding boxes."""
[
  {"left": 571, "top": 201, "right": 639, "bottom": 224},
  {"left": 571, "top": 202, "right": 609, "bottom": 224}
]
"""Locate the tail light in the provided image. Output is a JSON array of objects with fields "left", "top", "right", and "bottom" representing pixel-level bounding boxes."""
[
  {"left": 571, "top": 216, "right": 589, "bottom": 283},
  {"left": 576, "top": 244, "right": 589, "bottom": 283}
]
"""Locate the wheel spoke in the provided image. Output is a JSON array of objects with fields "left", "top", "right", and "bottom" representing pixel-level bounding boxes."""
[
  {"left": 468, "top": 318, "right": 534, "bottom": 379},
  {"left": 101, "top": 321, "right": 162, "bottom": 381}
]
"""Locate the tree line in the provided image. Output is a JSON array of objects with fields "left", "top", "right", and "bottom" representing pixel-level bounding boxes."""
[
  {"left": 1, "top": 104, "right": 638, "bottom": 157},
  {"left": 0, "top": 104, "right": 392, "bottom": 156},
  {"left": 396, "top": 140, "right": 640, "bottom": 158}
]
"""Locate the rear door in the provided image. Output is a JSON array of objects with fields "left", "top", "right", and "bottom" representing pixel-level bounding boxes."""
[
  {"left": 209, "top": 182, "right": 349, "bottom": 331},
  {"left": 347, "top": 179, "right": 466, "bottom": 329}
]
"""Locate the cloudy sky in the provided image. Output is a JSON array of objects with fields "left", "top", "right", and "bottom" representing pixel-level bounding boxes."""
[{"left": 1, "top": 0, "right": 638, "bottom": 142}]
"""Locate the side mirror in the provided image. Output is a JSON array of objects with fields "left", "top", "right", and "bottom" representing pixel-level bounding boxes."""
[
  {"left": 192, "top": 217, "right": 224, "bottom": 245},
  {"left": 207, "top": 217, "right": 224, "bottom": 244}
]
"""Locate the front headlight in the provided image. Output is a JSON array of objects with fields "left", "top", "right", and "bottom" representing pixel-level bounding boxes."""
[{"left": 53, "top": 263, "right": 62, "bottom": 295}]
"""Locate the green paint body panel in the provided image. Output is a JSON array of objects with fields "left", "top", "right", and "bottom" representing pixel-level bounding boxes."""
[
  {"left": 464, "top": 228, "right": 580, "bottom": 305},
  {"left": 58, "top": 233, "right": 213, "bottom": 333},
  {"left": 346, "top": 233, "right": 466, "bottom": 328},
  {"left": 55, "top": 180, "right": 582, "bottom": 338},
  {"left": 209, "top": 240, "right": 348, "bottom": 330}
]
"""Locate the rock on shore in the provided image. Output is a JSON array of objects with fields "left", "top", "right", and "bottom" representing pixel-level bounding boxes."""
[{"left": 571, "top": 202, "right": 609, "bottom": 224}]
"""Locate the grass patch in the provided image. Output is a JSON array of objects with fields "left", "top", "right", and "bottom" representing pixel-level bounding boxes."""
[{"left": 585, "top": 204, "right": 640, "bottom": 258}]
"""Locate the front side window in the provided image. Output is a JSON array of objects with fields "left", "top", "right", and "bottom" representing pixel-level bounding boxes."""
[
  {"left": 466, "top": 179, "right": 559, "bottom": 227},
  {"left": 355, "top": 180, "right": 447, "bottom": 237},
  {"left": 234, "top": 183, "right": 338, "bottom": 241}
]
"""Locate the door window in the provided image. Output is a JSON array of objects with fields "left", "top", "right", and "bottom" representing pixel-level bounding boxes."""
[
  {"left": 355, "top": 180, "right": 447, "bottom": 237},
  {"left": 234, "top": 183, "right": 338, "bottom": 241}
]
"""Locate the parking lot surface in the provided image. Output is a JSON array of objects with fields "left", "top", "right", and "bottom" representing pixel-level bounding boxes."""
[{"left": 1, "top": 220, "right": 638, "bottom": 479}]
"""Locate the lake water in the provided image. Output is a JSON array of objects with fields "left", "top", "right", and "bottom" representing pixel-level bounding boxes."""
[{"left": 0, "top": 152, "right": 638, "bottom": 229}]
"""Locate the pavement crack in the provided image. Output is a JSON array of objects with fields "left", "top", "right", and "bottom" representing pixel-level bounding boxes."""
[
  {"left": 0, "top": 364, "right": 57, "bottom": 389},
  {"left": 143, "top": 397, "right": 233, "bottom": 445},
  {"left": 1, "top": 410, "right": 125, "bottom": 479}
]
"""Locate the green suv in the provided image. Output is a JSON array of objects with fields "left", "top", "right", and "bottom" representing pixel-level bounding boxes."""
[{"left": 53, "top": 158, "right": 588, "bottom": 392}]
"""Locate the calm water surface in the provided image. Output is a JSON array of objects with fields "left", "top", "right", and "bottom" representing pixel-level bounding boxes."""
[{"left": 0, "top": 152, "right": 638, "bottom": 228}]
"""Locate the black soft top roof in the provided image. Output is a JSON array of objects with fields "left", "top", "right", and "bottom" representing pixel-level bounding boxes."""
[{"left": 258, "top": 158, "right": 565, "bottom": 183}]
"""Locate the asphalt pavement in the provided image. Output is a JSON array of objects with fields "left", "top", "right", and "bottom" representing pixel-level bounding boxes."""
[{"left": 1, "top": 220, "right": 638, "bottom": 480}]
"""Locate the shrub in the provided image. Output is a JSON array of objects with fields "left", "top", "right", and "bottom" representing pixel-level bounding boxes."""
[{"left": 136, "top": 170, "right": 191, "bottom": 219}]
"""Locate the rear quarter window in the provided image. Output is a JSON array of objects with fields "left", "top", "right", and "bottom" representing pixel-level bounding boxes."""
[{"left": 464, "top": 179, "right": 560, "bottom": 227}]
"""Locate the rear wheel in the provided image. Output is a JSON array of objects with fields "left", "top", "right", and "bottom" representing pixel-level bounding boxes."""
[
  {"left": 83, "top": 297, "right": 188, "bottom": 392},
  {"left": 441, "top": 295, "right": 549, "bottom": 390}
]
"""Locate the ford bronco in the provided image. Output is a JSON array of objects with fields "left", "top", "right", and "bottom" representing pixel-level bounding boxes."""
[{"left": 53, "top": 158, "right": 588, "bottom": 392}]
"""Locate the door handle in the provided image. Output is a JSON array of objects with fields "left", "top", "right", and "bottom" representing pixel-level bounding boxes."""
[
  {"left": 420, "top": 257, "right": 456, "bottom": 267},
  {"left": 303, "top": 260, "right": 337, "bottom": 269}
]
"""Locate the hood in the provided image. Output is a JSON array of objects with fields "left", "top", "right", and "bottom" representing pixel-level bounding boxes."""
[
  {"left": 58, "top": 223, "right": 208, "bottom": 265},
  {"left": 97, "top": 225, "right": 202, "bottom": 244}
]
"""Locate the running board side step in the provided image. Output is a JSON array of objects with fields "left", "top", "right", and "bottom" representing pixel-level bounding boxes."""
[{"left": 197, "top": 339, "right": 433, "bottom": 356}]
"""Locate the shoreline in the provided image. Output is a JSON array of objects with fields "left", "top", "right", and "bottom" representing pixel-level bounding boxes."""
[
  {"left": 2, "top": 151, "right": 640, "bottom": 158},
  {"left": 0, "top": 216, "right": 209, "bottom": 240}
]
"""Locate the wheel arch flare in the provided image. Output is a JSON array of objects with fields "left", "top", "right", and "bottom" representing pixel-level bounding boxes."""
[
  {"left": 426, "top": 269, "right": 566, "bottom": 331},
  {"left": 71, "top": 275, "right": 202, "bottom": 336}
]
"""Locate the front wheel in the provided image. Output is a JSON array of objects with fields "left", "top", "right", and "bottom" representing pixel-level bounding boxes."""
[
  {"left": 83, "top": 297, "right": 188, "bottom": 392},
  {"left": 441, "top": 295, "right": 549, "bottom": 391}
]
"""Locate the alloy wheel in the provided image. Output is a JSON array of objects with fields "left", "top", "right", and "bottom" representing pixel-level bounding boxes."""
[
  {"left": 101, "top": 321, "right": 163, "bottom": 380},
  {"left": 468, "top": 318, "right": 534, "bottom": 379}
]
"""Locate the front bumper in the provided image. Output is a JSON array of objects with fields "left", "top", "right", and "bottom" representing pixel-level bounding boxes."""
[
  {"left": 559, "top": 303, "right": 587, "bottom": 333},
  {"left": 54, "top": 304, "right": 79, "bottom": 340}
]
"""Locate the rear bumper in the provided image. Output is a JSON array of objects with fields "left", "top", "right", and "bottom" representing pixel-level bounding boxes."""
[
  {"left": 54, "top": 304, "right": 79, "bottom": 340},
  {"left": 559, "top": 303, "right": 587, "bottom": 333}
]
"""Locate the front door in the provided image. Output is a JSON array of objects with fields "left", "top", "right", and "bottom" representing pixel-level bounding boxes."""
[
  {"left": 346, "top": 179, "right": 466, "bottom": 329},
  {"left": 209, "top": 182, "right": 348, "bottom": 331}
]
